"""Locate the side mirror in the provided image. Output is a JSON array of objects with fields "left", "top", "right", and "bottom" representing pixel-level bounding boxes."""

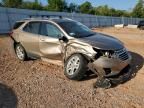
[{"left": 59, "top": 36, "right": 69, "bottom": 43}]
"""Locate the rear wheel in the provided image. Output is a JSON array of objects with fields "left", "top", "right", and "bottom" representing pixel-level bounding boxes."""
[
  {"left": 15, "top": 44, "right": 27, "bottom": 61},
  {"left": 64, "top": 54, "right": 88, "bottom": 80}
]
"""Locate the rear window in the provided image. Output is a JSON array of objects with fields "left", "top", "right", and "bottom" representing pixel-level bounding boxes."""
[
  {"left": 13, "top": 22, "right": 25, "bottom": 29},
  {"left": 23, "top": 22, "right": 40, "bottom": 34}
]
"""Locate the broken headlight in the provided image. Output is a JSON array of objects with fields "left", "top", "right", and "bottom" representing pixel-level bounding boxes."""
[
  {"left": 101, "top": 50, "right": 115, "bottom": 58},
  {"left": 104, "top": 51, "right": 111, "bottom": 57},
  {"left": 93, "top": 48, "right": 114, "bottom": 58}
]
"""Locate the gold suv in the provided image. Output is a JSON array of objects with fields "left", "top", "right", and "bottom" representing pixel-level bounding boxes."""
[{"left": 10, "top": 16, "right": 132, "bottom": 88}]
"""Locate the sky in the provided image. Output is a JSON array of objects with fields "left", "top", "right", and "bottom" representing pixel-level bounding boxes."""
[
  {"left": 37, "top": 0, "right": 137, "bottom": 11},
  {"left": 0, "top": 0, "right": 138, "bottom": 11}
]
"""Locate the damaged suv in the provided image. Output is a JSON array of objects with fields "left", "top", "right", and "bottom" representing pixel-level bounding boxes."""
[{"left": 11, "top": 16, "right": 132, "bottom": 88}]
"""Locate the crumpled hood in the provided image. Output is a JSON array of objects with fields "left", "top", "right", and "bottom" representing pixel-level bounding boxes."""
[{"left": 79, "top": 33, "right": 124, "bottom": 50}]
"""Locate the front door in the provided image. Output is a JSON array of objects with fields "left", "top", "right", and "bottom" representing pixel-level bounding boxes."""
[{"left": 39, "top": 22, "right": 64, "bottom": 60}]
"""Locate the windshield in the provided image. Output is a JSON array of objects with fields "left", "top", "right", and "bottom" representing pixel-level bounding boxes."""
[{"left": 58, "top": 21, "right": 95, "bottom": 38}]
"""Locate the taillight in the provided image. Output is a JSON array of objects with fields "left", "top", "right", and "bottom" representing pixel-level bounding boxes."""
[{"left": 9, "top": 31, "right": 13, "bottom": 37}]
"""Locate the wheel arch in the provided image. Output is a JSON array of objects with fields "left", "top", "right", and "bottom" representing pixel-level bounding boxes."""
[
  {"left": 64, "top": 52, "right": 91, "bottom": 63},
  {"left": 13, "top": 41, "right": 21, "bottom": 51}
]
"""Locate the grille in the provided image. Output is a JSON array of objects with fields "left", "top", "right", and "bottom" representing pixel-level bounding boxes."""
[{"left": 115, "top": 48, "right": 129, "bottom": 61}]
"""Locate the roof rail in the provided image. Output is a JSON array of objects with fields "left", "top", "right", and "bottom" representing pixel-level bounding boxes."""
[
  {"left": 64, "top": 18, "right": 73, "bottom": 21},
  {"left": 22, "top": 15, "right": 73, "bottom": 21},
  {"left": 29, "top": 15, "right": 63, "bottom": 19}
]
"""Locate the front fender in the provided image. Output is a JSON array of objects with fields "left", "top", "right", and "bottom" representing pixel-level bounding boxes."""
[{"left": 64, "top": 42, "right": 96, "bottom": 61}]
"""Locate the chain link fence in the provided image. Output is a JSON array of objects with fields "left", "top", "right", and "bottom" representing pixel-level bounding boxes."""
[{"left": 0, "top": 7, "right": 143, "bottom": 34}]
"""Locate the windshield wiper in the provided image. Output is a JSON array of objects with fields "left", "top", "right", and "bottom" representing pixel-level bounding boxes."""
[
  {"left": 86, "top": 33, "right": 96, "bottom": 37},
  {"left": 76, "top": 33, "right": 96, "bottom": 38}
]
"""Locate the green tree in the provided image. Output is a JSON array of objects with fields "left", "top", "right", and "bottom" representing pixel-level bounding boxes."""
[
  {"left": 0, "top": 3, "right": 3, "bottom": 6},
  {"left": 32, "top": 0, "right": 43, "bottom": 10},
  {"left": 115, "top": 10, "right": 130, "bottom": 17},
  {"left": 132, "top": 0, "right": 144, "bottom": 18},
  {"left": 21, "top": 0, "right": 43, "bottom": 10},
  {"left": 63, "top": 1, "right": 68, "bottom": 12},
  {"left": 2, "top": 0, "right": 22, "bottom": 8},
  {"left": 80, "top": 1, "right": 93, "bottom": 14},
  {"left": 94, "top": 5, "right": 131, "bottom": 17},
  {"left": 109, "top": 8, "right": 117, "bottom": 16},
  {"left": 67, "top": 3, "right": 80, "bottom": 12},
  {"left": 95, "top": 5, "right": 111, "bottom": 16},
  {"left": 46, "top": 0, "right": 66, "bottom": 11},
  {"left": 68, "top": 3, "right": 76, "bottom": 12}
]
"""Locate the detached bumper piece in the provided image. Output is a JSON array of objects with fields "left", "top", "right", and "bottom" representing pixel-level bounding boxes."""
[
  {"left": 94, "top": 78, "right": 111, "bottom": 89},
  {"left": 108, "top": 65, "right": 132, "bottom": 85},
  {"left": 94, "top": 65, "right": 132, "bottom": 89}
]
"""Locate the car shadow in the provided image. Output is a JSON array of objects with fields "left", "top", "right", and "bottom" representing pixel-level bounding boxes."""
[
  {"left": 0, "top": 83, "right": 17, "bottom": 108},
  {"left": 81, "top": 51, "right": 144, "bottom": 87},
  {"left": 128, "top": 51, "right": 144, "bottom": 79}
]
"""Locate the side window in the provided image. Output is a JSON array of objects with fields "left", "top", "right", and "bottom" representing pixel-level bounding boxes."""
[
  {"left": 23, "top": 22, "right": 40, "bottom": 34},
  {"left": 40, "top": 23, "right": 47, "bottom": 36},
  {"left": 40, "top": 23, "right": 62, "bottom": 38}
]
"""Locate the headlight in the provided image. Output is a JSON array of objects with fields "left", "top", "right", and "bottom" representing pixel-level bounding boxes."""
[
  {"left": 104, "top": 52, "right": 110, "bottom": 57},
  {"left": 102, "top": 50, "right": 114, "bottom": 58},
  {"left": 93, "top": 48, "right": 114, "bottom": 58},
  {"left": 103, "top": 51, "right": 112, "bottom": 58}
]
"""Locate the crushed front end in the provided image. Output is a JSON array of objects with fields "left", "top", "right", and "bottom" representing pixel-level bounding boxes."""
[{"left": 89, "top": 48, "right": 132, "bottom": 88}]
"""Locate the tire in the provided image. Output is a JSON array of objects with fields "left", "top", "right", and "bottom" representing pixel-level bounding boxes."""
[
  {"left": 15, "top": 44, "right": 27, "bottom": 61},
  {"left": 64, "top": 54, "right": 88, "bottom": 80}
]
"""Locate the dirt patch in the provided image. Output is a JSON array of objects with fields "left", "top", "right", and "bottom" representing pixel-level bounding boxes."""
[{"left": 0, "top": 28, "right": 144, "bottom": 108}]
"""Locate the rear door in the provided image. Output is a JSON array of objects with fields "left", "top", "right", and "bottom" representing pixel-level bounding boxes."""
[
  {"left": 20, "top": 21, "right": 41, "bottom": 56},
  {"left": 39, "top": 22, "right": 64, "bottom": 60}
]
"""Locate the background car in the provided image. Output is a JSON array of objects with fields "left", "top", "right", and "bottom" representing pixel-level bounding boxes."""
[{"left": 138, "top": 20, "right": 144, "bottom": 29}]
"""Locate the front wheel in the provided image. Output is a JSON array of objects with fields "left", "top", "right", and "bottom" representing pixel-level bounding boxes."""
[{"left": 64, "top": 54, "right": 88, "bottom": 80}]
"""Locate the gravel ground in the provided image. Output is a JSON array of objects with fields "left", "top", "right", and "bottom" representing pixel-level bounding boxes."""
[{"left": 0, "top": 28, "right": 144, "bottom": 108}]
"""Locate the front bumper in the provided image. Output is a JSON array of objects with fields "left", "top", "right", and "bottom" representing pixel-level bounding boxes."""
[
  {"left": 91, "top": 53, "right": 132, "bottom": 77},
  {"left": 90, "top": 50, "right": 132, "bottom": 88},
  {"left": 94, "top": 65, "right": 132, "bottom": 88}
]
